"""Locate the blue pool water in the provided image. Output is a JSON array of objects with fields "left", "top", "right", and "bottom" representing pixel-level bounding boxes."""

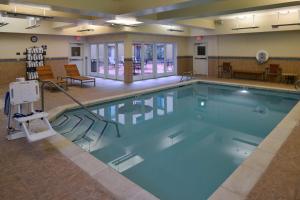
[{"left": 52, "top": 83, "right": 300, "bottom": 199}]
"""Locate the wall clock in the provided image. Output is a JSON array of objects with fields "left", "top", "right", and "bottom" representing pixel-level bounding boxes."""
[
  {"left": 30, "top": 35, "right": 38, "bottom": 43},
  {"left": 256, "top": 50, "right": 269, "bottom": 64}
]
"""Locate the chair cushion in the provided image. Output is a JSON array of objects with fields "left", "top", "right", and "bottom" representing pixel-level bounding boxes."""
[
  {"left": 223, "top": 62, "right": 232, "bottom": 72},
  {"left": 71, "top": 76, "right": 95, "bottom": 81},
  {"left": 269, "top": 64, "right": 279, "bottom": 73}
]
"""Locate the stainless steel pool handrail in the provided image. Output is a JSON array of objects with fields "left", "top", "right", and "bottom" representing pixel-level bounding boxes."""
[
  {"left": 40, "top": 80, "right": 120, "bottom": 137},
  {"left": 295, "top": 80, "right": 300, "bottom": 90},
  {"left": 180, "top": 71, "right": 193, "bottom": 82}
]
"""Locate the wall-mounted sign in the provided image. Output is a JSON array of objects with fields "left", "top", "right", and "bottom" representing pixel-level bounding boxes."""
[
  {"left": 74, "top": 36, "right": 81, "bottom": 41},
  {"left": 30, "top": 35, "right": 38, "bottom": 43},
  {"left": 256, "top": 50, "right": 269, "bottom": 64},
  {"left": 196, "top": 36, "right": 204, "bottom": 42}
]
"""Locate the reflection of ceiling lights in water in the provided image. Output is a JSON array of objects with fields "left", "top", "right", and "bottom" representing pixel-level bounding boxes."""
[
  {"left": 253, "top": 106, "right": 268, "bottom": 114},
  {"left": 200, "top": 101, "right": 205, "bottom": 107},
  {"left": 198, "top": 98, "right": 207, "bottom": 107},
  {"left": 118, "top": 104, "right": 153, "bottom": 114},
  {"left": 240, "top": 87, "right": 249, "bottom": 94}
]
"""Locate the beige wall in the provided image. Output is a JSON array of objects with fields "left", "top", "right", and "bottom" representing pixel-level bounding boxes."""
[
  {"left": 0, "top": 33, "right": 76, "bottom": 84},
  {"left": 190, "top": 30, "right": 300, "bottom": 58},
  {"left": 2, "top": 30, "right": 300, "bottom": 84},
  {"left": 0, "top": 33, "right": 79, "bottom": 59},
  {"left": 190, "top": 31, "right": 300, "bottom": 77}
]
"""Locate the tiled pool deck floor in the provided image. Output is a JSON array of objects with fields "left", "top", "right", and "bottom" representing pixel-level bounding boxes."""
[{"left": 0, "top": 76, "right": 299, "bottom": 199}]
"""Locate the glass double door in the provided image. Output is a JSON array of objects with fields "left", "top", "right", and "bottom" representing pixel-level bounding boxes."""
[
  {"left": 132, "top": 43, "right": 176, "bottom": 80},
  {"left": 157, "top": 43, "right": 176, "bottom": 77},
  {"left": 90, "top": 43, "right": 124, "bottom": 80},
  {"left": 132, "top": 43, "right": 154, "bottom": 80}
]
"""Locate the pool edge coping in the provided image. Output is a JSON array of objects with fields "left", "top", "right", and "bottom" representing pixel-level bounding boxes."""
[{"left": 46, "top": 79, "right": 300, "bottom": 200}]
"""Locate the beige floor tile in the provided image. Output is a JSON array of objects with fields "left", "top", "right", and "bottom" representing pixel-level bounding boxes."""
[
  {"left": 209, "top": 186, "right": 245, "bottom": 200},
  {"left": 131, "top": 189, "right": 160, "bottom": 200},
  {"left": 94, "top": 167, "right": 141, "bottom": 200},
  {"left": 257, "top": 136, "right": 285, "bottom": 154},
  {"left": 71, "top": 152, "right": 108, "bottom": 176},
  {"left": 222, "top": 165, "right": 263, "bottom": 196},
  {"left": 242, "top": 149, "right": 275, "bottom": 172}
]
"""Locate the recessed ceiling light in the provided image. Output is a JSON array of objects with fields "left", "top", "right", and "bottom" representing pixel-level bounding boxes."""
[
  {"left": 236, "top": 15, "right": 247, "bottom": 20},
  {"left": 278, "top": 10, "right": 290, "bottom": 15},
  {"left": 106, "top": 17, "right": 143, "bottom": 26}
]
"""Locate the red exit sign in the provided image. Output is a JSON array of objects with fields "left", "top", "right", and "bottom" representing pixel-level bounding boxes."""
[{"left": 196, "top": 36, "right": 204, "bottom": 42}]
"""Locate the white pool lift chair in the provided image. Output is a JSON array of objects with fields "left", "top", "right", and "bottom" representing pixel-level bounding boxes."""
[{"left": 7, "top": 80, "right": 56, "bottom": 142}]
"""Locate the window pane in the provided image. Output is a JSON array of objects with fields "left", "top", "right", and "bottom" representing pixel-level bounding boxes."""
[
  {"left": 108, "top": 43, "right": 116, "bottom": 76},
  {"left": 166, "top": 44, "right": 174, "bottom": 73},
  {"left": 132, "top": 44, "right": 142, "bottom": 76},
  {"left": 117, "top": 43, "right": 124, "bottom": 79},
  {"left": 156, "top": 44, "right": 165, "bottom": 74},
  {"left": 144, "top": 44, "right": 153, "bottom": 75},
  {"left": 90, "top": 44, "right": 97, "bottom": 73},
  {"left": 98, "top": 44, "right": 105, "bottom": 74}
]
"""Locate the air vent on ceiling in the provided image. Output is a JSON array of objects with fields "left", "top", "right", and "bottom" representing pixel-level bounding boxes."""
[
  {"left": 232, "top": 26, "right": 259, "bottom": 30},
  {"left": 77, "top": 28, "right": 94, "bottom": 32},
  {"left": 168, "top": 28, "right": 184, "bottom": 32},
  {"left": 25, "top": 24, "right": 40, "bottom": 29},
  {"left": 272, "top": 23, "right": 300, "bottom": 28},
  {"left": 5, "top": 12, "right": 53, "bottom": 19},
  {"left": 214, "top": 19, "right": 223, "bottom": 25},
  {"left": 0, "top": 22, "right": 8, "bottom": 27}
]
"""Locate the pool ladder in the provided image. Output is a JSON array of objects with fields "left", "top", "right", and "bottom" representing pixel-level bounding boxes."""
[
  {"left": 40, "top": 80, "right": 120, "bottom": 139},
  {"left": 295, "top": 80, "right": 300, "bottom": 90},
  {"left": 180, "top": 71, "right": 193, "bottom": 82}
]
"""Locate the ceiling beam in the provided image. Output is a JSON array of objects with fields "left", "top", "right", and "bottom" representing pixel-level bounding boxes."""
[
  {"left": 176, "top": 18, "right": 215, "bottom": 29},
  {"left": 0, "top": 3, "right": 98, "bottom": 21},
  {"left": 51, "top": 22, "right": 76, "bottom": 29},
  {"left": 118, "top": 0, "right": 198, "bottom": 16},
  {"left": 0, "top": 0, "right": 119, "bottom": 15},
  {"left": 146, "top": 0, "right": 300, "bottom": 21}
]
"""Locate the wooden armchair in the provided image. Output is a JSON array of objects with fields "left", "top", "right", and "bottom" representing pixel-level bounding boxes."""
[
  {"left": 265, "top": 64, "right": 282, "bottom": 82},
  {"left": 218, "top": 62, "right": 233, "bottom": 78},
  {"left": 36, "top": 65, "right": 67, "bottom": 90}
]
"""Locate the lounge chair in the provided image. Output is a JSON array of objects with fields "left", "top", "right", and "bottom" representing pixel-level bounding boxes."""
[
  {"left": 265, "top": 64, "right": 282, "bottom": 82},
  {"left": 36, "top": 65, "right": 67, "bottom": 90},
  {"left": 218, "top": 62, "right": 233, "bottom": 78},
  {"left": 64, "top": 64, "right": 96, "bottom": 87}
]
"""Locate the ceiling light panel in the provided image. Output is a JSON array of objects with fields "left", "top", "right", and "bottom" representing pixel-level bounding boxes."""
[{"left": 106, "top": 17, "right": 143, "bottom": 26}]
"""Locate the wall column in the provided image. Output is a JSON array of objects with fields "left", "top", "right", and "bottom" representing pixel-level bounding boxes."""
[
  {"left": 177, "top": 56, "right": 193, "bottom": 75},
  {"left": 124, "top": 58, "right": 133, "bottom": 83},
  {"left": 123, "top": 34, "right": 133, "bottom": 83}
]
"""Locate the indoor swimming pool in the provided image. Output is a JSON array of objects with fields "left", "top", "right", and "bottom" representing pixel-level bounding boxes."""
[{"left": 52, "top": 83, "right": 300, "bottom": 200}]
